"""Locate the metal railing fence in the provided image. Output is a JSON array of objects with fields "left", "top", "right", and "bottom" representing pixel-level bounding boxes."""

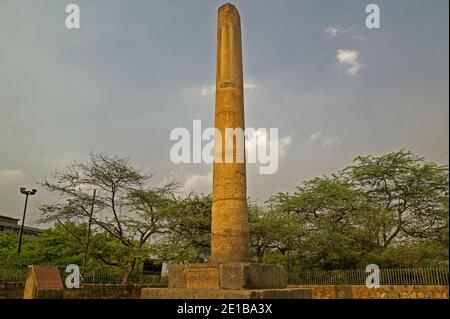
[
  {"left": 288, "top": 268, "right": 449, "bottom": 285},
  {"left": 1, "top": 264, "right": 448, "bottom": 286}
]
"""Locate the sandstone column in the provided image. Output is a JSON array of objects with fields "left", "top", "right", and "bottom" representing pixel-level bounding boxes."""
[{"left": 211, "top": 3, "right": 249, "bottom": 264}]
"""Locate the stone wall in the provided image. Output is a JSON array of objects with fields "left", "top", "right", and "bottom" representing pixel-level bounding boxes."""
[
  {"left": 1, "top": 283, "right": 143, "bottom": 299},
  {"left": 1, "top": 282, "right": 448, "bottom": 299},
  {"left": 63, "top": 284, "right": 142, "bottom": 299},
  {"left": 289, "top": 285, "right": 449, "bottom": 299},
  {"left": 0, "top": 282, "right": 24, "bottom": 299}
]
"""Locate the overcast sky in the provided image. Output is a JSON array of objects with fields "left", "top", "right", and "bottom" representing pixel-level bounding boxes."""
[{"left": 0, "top": 0, "right": 448, "bottom": 227}]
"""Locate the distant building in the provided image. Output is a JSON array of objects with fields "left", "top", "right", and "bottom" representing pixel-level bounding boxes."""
[{"left": 0, "top": 214, "right": 43, "bottom": 236}]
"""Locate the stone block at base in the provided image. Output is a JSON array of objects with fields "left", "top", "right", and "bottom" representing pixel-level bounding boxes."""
[
  {"left": 220, "top": 263, "right": 287, "bottom": 289},
  {"left": 168, "top": 264, "right": 186, "bottom": 288},
  {"left": 141, "top": 288, "right": 312, "bottom": 299},
  {"left": 23, "top": 265, "right": 64, "bottom": 299},
  {"left": 168, "top": 262, "right": 287, "bottom": 290},
  {"left": 185, "top": 265, "right": 220, "bottom": 289}
]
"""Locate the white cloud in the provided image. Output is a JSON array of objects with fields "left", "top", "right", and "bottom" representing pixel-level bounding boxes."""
[
  {"left": 246, "top": 130, "right": 292, "bottom": 160},
  {"left": 200, "top": 85, "right": 215, "bottom": 96},
  {"left": 200, "top": 83, "right": 256, "bottom": 96},
  {"left": 279, "top": 135, "right": 292, "bottom": 159},
  {"left": 161, "top": 171, "right": 178, "bottom": 184},
  {"left": 182, "top": 172, "right": 212, "bottom": 193},
  {"left": 244, "top": 83, "right": 256, "bottom": 90},
  {"left": 246, "top": 130, "right": 266, "bottom": 159},
  {"left": 306, "top": 132, "right": 342, "bottom": 148},
  {"left": 325, "top": 25, "right": 365, "bottom": 41},
  {"left": 325, "top": 25, "right": 354, "bottom": 37},
  {"left": 336, "top": 49, "right": 362, "bottom": 75},
  {"left": 325, "top": 25, "right": 341, "bottom": 37}
]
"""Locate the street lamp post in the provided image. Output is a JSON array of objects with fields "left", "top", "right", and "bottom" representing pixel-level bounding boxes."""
[{"left": 18, "top": 188, "right": 37, "bottom": 254}]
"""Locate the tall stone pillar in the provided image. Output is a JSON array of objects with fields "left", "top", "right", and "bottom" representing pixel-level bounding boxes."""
[
  {"left": 141, "top": 3, "right": 312, "bottom": 298},
  {"left": 211, "top": 3, "right": 249, "bottom": 264}
]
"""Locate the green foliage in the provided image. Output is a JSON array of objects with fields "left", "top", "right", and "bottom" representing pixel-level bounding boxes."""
[
  {"left": 39, "top": 152, "right": 177, "bottom": 282},
  {"left": 0, "top": 224, "right": 83, "bottom": 267},
  {"left": 160, "top": 193, "right": 212, "bottom": 263},
  {"left": 345, "top": 150, "right": 449, "bottom": 246},
  {"left": 261, "top": 150, "right": 449, "bottom": 269},
  {"left": 1, "top": 149, "right": 446, "bottom": 274},
  {"left": 249, "top": 203, "right": 300, "bottom": 263}
]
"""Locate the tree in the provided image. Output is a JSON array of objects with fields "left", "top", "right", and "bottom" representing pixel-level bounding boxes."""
[
  {"left": 249, "top": 203, "right": 299, "bottom": 264},
  {"left": 266, "top": 176, "right": 369, "bottom": 269},
  {"left": 263, "top": 150, "right": 449, "bottom": 269},
  {"left": 0, "top": 223, "right": 87, "bottom": 268},
  {"left": 33, "top": 149, "right": 448, "bottom": 274},
  {"left": 160, "top": 193, "right": 212, "bottom": 263},
  {"left": 40, "top": 152, "right": 176, "bottom": 283},
  {"left": 344, "top": 150, "right": 449, "bottom": 248}
]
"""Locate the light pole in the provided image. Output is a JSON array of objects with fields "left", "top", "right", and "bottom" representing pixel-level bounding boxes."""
[{"left": 18, "top": 187, "right": 37, "bottom": 254}]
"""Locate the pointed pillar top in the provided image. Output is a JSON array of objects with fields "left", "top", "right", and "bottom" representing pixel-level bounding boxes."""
[{"left": 218, "top": 3, "right": 240, "bottom": 22}]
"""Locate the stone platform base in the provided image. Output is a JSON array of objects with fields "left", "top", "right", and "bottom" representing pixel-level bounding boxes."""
[
  {"left": 169, "top": 263, "right": 288, "bottom": 290},
  {"left": 141, "top": 288, "right": 312, "bottom": 299},
  {"left": 149, "top": 262, "right": 310, "bottom": 299}
]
